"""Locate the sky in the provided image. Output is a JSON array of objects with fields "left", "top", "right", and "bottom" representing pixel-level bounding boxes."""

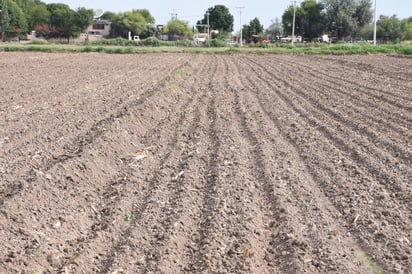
[{"left": 42, "top": 0, "right": 412, "bottom": 32}]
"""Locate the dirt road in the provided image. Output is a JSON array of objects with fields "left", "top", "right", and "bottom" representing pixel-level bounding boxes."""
[{"left": 0, "top": 52, "right": 411, "bottom": 273}]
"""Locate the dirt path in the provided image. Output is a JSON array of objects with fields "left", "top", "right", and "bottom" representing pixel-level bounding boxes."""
[{"left": 0, "top": 52, "right": 411, "bottom": 273}]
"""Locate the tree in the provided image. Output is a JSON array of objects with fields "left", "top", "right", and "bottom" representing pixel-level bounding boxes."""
[
  {"left": 243, "top": 17, "right": 264, "bottom": 43},
  {"left": 109, "top": 10, "right": 154, "bottom": 38},
  {"left": 74, "top": 7, "right": 94, "bottom": 33},
  {"left": 265, "top": 18, "right": 283, "bottom": 40},
  {"left": 47, "top": 3, "right": 77, "bottom": 42},
  {"left": 400, "top": 17, "right": 412, "bottom": 41},
  {"left": 27, "top": 2, "right": 50, "bottom": 30},
  {"left": 377, "top": 15, "right": 401, "bottom": 41},
  {"left": 197, "top": 5, "right": 234, "bottom": 33},
  {"left": 164, "top": 19, "right": 192, "bottom": 40},
  {"left": 322, "top": 0, "right": 373, "bottom": 40},
  {"left": 353, "top": 0, "right": 373, "bottom": 37},
  {"left": 322, "top": 0, "right": 357, "bottom": 40},
  {"left": 2, "top": 0, "right": 28, "bottom": 37},
  {"left": 282, "top": 3, "right": 305, "bottom": 37},
  {"left": 300, "top": 0, "right": 325, "bottom": 40}
]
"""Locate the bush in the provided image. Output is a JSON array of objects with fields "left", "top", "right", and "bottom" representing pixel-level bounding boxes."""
[
  {"left": 139, "top": 37, "right": 162, "bottom": 47},
  {"left": 90, "top": 38, "right": 137, "bottom": 47},
  {"left": 204, "top": 39, "right": 227, "bottom": 47}
]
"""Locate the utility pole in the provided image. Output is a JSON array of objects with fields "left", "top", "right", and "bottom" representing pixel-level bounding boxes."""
[
  {"left": 206, "top": 11, "right": 210, "bottom": 39},
  {"left": 373, "top": 0, "right": 377, "bottom": 46},
  {"left": 291, "top": 0, "right": 297, "bottom": 46},
  {"left": 236, "top": 7, "right": 245, "bottom": 46},
  {"left": 170, "top": 9, "right": 177, "bottom": 21}
]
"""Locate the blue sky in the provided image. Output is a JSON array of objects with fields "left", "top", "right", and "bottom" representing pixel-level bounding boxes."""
[{"left": 42, "top": 0, "right": 412, "bottom": 31}]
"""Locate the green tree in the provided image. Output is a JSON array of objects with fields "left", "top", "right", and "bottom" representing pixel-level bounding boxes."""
[
  {"left": 400, "top": 17, "right": 412, "bottom": 40},
  {"left": 322, "top": 0, "right": 357, "bottom": 40},
  {"left": 197, "top": 5, "right": 234, "bottom": 33},
  {"left": 47, "top": 3, "right": 77, "bottom": 42},
  {"left": 109, "top": 10, "right": 153, "bottom": 38},
  {"left": 164, "top": 19, "right": 192, "bottom": 40},
  {"left": 300, "top": 0, "right": 325, "bottom": 40},
  {"left": 243, "top": 17, "right": 264, "bottom": 42},
  {"left": 377, "top": 15, "right": 401, "bottom": 41},
  {"left": 27, "top": 2, "right": 50, "bottom": 30},
  {"left": 282, "top": 3, "right": 305, "bottom": 37},
  {"left": 74, "top": 7, "right": 94, "bottom": 33},
  {"left": 1, "top": 0, "right": 28, "bottom": 38},
  {"left": 353, "top": 0, "right": 373, "bottom": 37},
  {"left": 100, "top": 11, "right": 116, "bottom": 21}
]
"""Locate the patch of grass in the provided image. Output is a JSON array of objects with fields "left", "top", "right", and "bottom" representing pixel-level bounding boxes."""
[
  {"left": 356, "top": 251, "right": 385, "bottom": 274},
  {"left": 1, "top": 41, "right": 411, "bottom": 55}
]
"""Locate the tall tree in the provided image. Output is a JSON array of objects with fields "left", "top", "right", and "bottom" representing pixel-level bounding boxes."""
[
  {"left": 300, "top": 0, "right": 325, "bottom": 40},
  {"left": 74, "top": 7, "right": 94, "bottom": 33},
  {"left": 109, "top": 10, "right": 153, "bottom": 38},
  {"left": 322, "top": 0, "right": 357, "bottom": 40},
  {"left": 2, "top": 0, "right": 28, "bottom": 36},
  {"left": 164, "top": 19, "right": 192, "bottom": 40},
  {"left": 243, "top": 17, "right": 264, "bottom": 42},
  {"left": 400, "top": 17, "right": 412, "bottom": 41},
  {"left": 27, "top": 2, "right": 50, "bottom": 30},
  {"left": 47, "top": 3, "right": 76, "bottom": 42},
  {"left": 377, "top": 15, "right": 401, "bottom": 41},
  {"left": 197, "top": 5, "right": 234, "bottom": 33},
  {"left": 281, "top": 3, "right": 305, "bottom": 37},
  {"left": 353, "top": 0, "right": 373, "bottom": 37}
]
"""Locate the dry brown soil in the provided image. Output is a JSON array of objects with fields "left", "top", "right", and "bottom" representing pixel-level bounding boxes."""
[{"left": 0, "top": 52, "right": 411, "bottom": 273}]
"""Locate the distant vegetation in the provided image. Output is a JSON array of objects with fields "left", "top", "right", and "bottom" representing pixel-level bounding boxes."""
[
  {"left": 0, "top": 0, "right": 410, "bottom": 44},
  {"left": 1, "top": 40, "right": 411, "bottom": 55}
]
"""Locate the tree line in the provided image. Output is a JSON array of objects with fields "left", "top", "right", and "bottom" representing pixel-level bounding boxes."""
[
  {"left": 0, "top": 0, "right": 410, "bottom": 43},
  {"left": 268, "top": 0, "right": 411, "bottom": 42}
]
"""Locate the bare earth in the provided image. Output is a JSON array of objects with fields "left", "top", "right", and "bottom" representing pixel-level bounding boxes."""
[{"left": 0, "top": 52, "right": 411, "bottom": 273}]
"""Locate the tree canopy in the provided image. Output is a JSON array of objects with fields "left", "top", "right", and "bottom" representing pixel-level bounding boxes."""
[
  {"left": 164, "top": 19, "right": 192, "bottom": 40},
  {"left": 243, "top": 17, "right": 264, "bottom": 42},
  {"left": 197, "top": 5, "right": 234, "bottom": 33},
  {"left": 107, "top": 9, "right": 154, "bottom": 38}
]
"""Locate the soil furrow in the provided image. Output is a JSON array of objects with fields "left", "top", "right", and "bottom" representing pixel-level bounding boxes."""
[
  {"left": 1, "top": 52, "right": 410, "bottom": 274},
  {"left": 0, "top": 58, "right": 193, "bottom": 209},
  {"left": 245, "top": 55, "right": 411, "bottom": 143},
  {"left": 282, "top": 55, "right": 412, "bottom": 105},
  {"left": 236, "top": 59, "right": 411, "bottom": 272},
  {"left": 229, "top": 55, "right": 374, "bottom": 273},
  {"left": 240, "top": 57, "right": 412, "bottom": 202}
]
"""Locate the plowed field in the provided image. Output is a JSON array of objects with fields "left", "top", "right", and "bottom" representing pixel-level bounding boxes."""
[{"left": 0, "top": 52, "right": 411, "bottom": 273}]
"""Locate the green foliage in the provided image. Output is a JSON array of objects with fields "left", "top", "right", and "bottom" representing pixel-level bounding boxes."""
[
  {"left": 75, "top": 7, "right": 94, "bottom": 33},
  {"left": 322, "top": 0, "right": 357, "bottom": 40},
  {"left": 203, "top": 39, "right": 227, "bottom": 47},
  {"left": 300, "top": 0, "right": 325, "bottom": 40},
  {"left": 400, "top": 17, "right": 412, "bottom": 40},
  {"left": 164, "top": 19, "right": 192, "bottom": 39},
  {"left": 197, "top": 5, "right": 234, "bottom": 33},
  {"left": 27, "top": 3, "right": 50, "bottom": 30},
  {"left": 282, "top": 3, "right": 305, "bottom": 36},
  {"left": 377, "top": 15, "right": 402, "bottom": 42},
  {"left": 108, "top": 9, "right": 154, "bottom": 38},
  {"left": 47, "top": 3, "right": 77, "bottom": 41},
  {"left": 3, "top": 0, "right": 28, "bottom": 34},
  {"left": 243, "top": 17, "right": 264, "bottom": 43}
]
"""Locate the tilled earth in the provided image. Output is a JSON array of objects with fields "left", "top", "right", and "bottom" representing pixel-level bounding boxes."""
[{"left": 0, "top": 52, "right": 411, "bottom": 273}]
